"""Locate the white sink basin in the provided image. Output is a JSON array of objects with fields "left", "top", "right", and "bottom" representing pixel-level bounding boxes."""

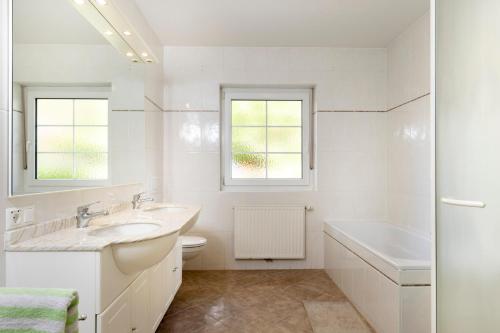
[
  {"left": 141, "top": 205, "right": 199, "bottom": 234},
  {"left": 90, "top": 223, "right": 179, "bottom": 275},
  {"left": 89, "top": 223, "right": 160, "bottom": 237},
  {"left": 142, "top": 205, "right": 187, "bottom": 213}
]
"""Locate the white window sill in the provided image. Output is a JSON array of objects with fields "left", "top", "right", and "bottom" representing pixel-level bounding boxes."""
[{"left": 221, "top": 184, "right": 314, "bottom": 192}]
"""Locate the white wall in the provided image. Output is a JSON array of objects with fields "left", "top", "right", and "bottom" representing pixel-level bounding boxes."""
[
  {"left": 12, "top": 83, "right": 24, "bottom": 195},
  {"left": 163, "top": 47, "right": 388, "bottom": 270},
  {"left": 387, "top": 12, "right": 431, "bottom": 237},
  {"left": 0, "top": 0, "right": 12, "bottom": 286},
  {"left": 163, "top": 12, "right": 431, "bottom": 269},
  {"left": 0, "top": 0, "right": 164, "bottom": 285},
  {"left": 387, "top": 13, "right": 430, "bottom": 108}
]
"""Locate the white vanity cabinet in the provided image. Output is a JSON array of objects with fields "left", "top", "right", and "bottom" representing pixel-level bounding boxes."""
[
  {"left": 6, "top": 239, "right": 183, "bottom": 333},
  {"left": 130, "top": 272, "right": 150, "bottom": 333},
  {"left": 99, "top": 238, "right": 183, "bottom": 333},
  {"left": 149, "top": 239, "right": 182, "bottom": 331},
  {"left": 97, "top": 287, "right": 132, "bottom": 333}
]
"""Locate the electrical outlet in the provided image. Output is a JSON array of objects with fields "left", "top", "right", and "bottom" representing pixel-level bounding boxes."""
[{"left": 5, "top": 206, "right": 34, "bottom": 231}]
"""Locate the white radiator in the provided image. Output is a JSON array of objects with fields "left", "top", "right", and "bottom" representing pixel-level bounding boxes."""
[{"left": 234, "top": 205, "right": 306, "bottom": 259}]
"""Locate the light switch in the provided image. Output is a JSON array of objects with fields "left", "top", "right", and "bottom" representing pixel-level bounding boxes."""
[{"left": 23, "top": 207, "right": 34, "bottom": 223}]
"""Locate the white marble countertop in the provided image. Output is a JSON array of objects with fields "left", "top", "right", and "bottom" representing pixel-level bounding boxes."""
[{"left": 5, "top": 203, "right": 200, "bottom": 252}]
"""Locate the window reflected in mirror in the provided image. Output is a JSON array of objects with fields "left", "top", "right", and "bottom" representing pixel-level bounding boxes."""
[
  {"left": 35, "top": 98, "right": 108, "bottom": 180},
  {"left": 10, "top": 0, "right": 147, "bottom": 196}
]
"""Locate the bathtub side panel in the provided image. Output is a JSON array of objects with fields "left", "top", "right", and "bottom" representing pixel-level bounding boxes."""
[
  {"left": 400, "top": 286, "right": 431, "bottom": 333},
  {"left": 325, "top": 230, "right": 432, "bottom": 333},
  {"left": 324, "top": 231, "right": 399, "bottom": 333}
]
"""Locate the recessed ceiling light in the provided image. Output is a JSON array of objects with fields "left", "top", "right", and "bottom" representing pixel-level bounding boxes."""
[
  {"left": 141, "top": 52, "right": 148, "bottom": 57},
  {"left": 95, "top": 0, "right": 107, "bottom": 4},
  {"left": 104, "top": 30, "right": 113, "bottom": 36},
  {"left": 126, "top": 52, "right": 134, "bottom": 57},
  {"left": 123, "top": 31, "right": 132, "bottom": 36},
  {"left": 74, "top": 0, "right": 85, "bottom": 5}
]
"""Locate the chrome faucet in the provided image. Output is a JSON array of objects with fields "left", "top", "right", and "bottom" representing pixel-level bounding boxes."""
[
  {"left": 76, "top": 201, "right": 109, "bottom": 228},
  {"left": 132, "top": 192, "right": 154, "bottom": 210}
]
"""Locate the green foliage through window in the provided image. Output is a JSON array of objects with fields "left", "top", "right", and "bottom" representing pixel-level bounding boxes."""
[
  {"left": 36, "top": 98, "right": 108, "bottom": 180},
  {"left": 231, "top": 100, "right": 302, "bottom": 179}
]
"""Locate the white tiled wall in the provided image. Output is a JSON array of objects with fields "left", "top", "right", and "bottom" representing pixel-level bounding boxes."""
[
  {"left": 0, "top": 0, "right": 11, "bottom": 286},
  {"left": 387, "top": 12, "right": 431, "bottom": 237},
  {"left": 164, "top": 47, "right": 387, "bottom": 112},
  {"left": 0, "top": 0, "right": 9, "bottom": 112},
  {"left": 163, "top": 47, "right": 389, "bottom": 270},
  {"left": 164, "top": 12, "right": 431, "bottom": 269},
  {"left": 0, "top": 109, "right": 8, "bottom": 285},
  {"left": 387, "top": 13, "right": 431, "bottom": 109}
]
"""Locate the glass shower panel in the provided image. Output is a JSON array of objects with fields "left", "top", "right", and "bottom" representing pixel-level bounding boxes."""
[{"left": 436, "top": 0, "right": 500, "bottom": 331}]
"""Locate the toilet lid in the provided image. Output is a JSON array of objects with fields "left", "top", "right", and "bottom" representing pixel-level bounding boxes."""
[{"left": 181, "top": 236, "right": 207, "bottom": 248}]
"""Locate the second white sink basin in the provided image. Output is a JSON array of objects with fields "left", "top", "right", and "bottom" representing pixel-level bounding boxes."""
[
  {"left": 142, "top": 205, "right": 187, "bottom": 213},
  {"left": 89, "top": 223, "right": 160, "bottom": 238},
  {"left": 141, "top": 205, "right": 199, "bottom": 234}
]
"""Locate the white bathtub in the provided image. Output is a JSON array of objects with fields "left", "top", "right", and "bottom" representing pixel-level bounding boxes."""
[
  {"left": 324, "top": 221, "right": 431, "bottom": 333},
  {"left": 324, "top": 221, "right": 431, "bottom": 285}
]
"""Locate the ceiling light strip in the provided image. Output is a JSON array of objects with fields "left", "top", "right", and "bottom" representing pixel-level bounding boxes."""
[{"left": 70, "top": 0, "right": 157, "bottom": 64}]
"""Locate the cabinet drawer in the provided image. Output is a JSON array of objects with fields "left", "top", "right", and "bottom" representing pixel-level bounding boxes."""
[{"left": 97, "top": 288, "right": 131, "bottom": 333}]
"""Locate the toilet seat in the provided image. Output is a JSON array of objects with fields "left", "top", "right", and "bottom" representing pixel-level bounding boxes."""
[{"left": 181, "top": 236, "right": 207, "bottom": 248}]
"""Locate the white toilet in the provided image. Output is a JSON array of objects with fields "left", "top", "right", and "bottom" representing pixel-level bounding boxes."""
[{"left": 180, "top": 236, "right": 207, "bottom": 263}]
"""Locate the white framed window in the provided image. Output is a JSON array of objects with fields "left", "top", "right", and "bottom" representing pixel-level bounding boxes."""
[
  {"left": 222, "top": 87, "right": 312, "bottom": 189},
  {"left": 25, "top": 87, "right": 110, "bottom": 188}
]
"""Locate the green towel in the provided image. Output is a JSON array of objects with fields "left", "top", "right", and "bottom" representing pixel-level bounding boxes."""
[{"left": 0, "top": 288, "right": 79, "bottom": 333}]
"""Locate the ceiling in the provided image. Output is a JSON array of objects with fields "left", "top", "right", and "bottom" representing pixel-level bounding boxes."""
[
  {"left": 134, "top": 0, "right": 429, "bottom": 47},
  {"left": 14, "top": 0, "right": 107, "bottom": 44}
]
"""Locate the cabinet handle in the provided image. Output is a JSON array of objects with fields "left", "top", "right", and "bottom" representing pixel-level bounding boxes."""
[
  {"left": 78, "top": 314, "right": 87, "bottom": 321},
  {"left": 131, "top": 328, "right": 137, "bottom": 332},
  {"left": 172, "top": 267, "right": 178, "bottom": 272}
]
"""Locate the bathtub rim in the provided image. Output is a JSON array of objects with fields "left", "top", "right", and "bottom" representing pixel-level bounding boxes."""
[{"left": 323, "top": 220, "right": 431, "bottom": 286}]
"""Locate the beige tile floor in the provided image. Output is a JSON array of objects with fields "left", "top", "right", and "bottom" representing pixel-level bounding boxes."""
[{"left": 156, "top": 270, "right": 364, "bottom": 333}]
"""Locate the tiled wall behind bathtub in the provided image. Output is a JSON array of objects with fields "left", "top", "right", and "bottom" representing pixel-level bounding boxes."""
[
  {"left": 163, "top": 47, "right": 389, "bottom": 270},
  {"left": 387, "top": 12, "right": 431, "bottom": 237}
]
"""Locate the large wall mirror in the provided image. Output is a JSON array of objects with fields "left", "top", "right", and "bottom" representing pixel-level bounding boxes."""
[{"left": 10, "top": 0, "right": 148, "bottom": 196}]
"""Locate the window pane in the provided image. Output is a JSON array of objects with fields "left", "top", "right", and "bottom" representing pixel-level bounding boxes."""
[
  {"left": 36, "top": 153, "right": 73, "bottom": 179},
  {"left": 37, "top": 127, "right": 73, "bottom": 152},
  {"left": 268, "top": 154, "right": 302, "bottom": 179},
  {"left": 268, "top": 101, "right": 302, "bottom": 126},
  {"left": 76, "top": 153, "right": 108, "bottom": 180},
  {"left": 232, "top": 153, "right": 266, "bottom": 178},
  {"left": 75, "top": 99, "right": 108, "bottom": 125},
  {"left": 267, "top": 127, "right": 302, "bottom": 152},
  {"left": 37, "top": 99, "right": 73, "bottom": 125},
  {"left": 232, "top": 127, "right": 266, "bottom": 152},
  {"left": 232, "top": 101, "right": 266, "bottom": 126},
  {"left": 75, "top": 127, "right": 108, "bottom": 152}
]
